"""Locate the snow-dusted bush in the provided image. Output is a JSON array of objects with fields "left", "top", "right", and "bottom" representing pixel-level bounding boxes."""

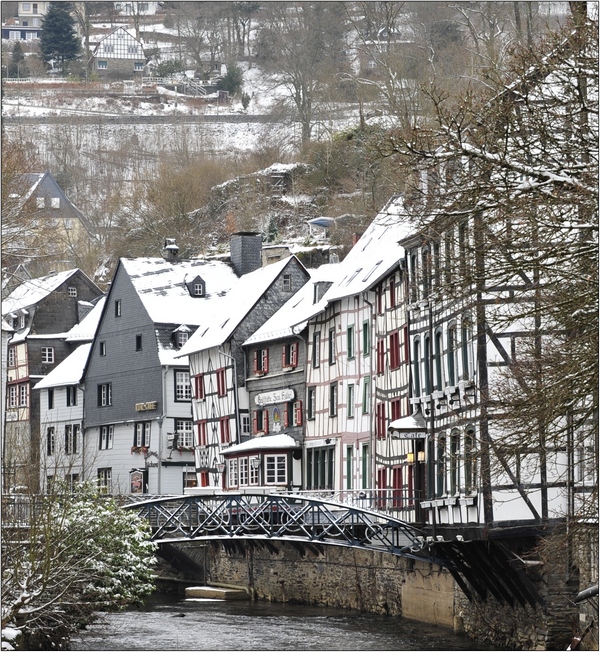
[{"left": 1, "top": 483, "right": 157, "bottom": 650}]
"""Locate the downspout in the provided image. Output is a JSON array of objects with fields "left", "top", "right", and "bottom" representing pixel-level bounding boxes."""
[{"left": 158, "top": 365, "right": 168, "bottom": 494}]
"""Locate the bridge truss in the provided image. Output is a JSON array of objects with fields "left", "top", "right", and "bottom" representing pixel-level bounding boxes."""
[{"left": 124, "top": 492, "right": 428, "bottom": 559}]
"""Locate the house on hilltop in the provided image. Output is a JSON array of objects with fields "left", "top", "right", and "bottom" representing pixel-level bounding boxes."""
[
  {"left": 3, "top": 171, "right": 96, "bottom": 285},
  {"left": 89, "top": 26, "right": 147, "bottom": 79}
]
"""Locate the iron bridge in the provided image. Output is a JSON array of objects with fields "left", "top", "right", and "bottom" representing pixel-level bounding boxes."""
[{"left": 124, "top": 492, "right": 428, "bottom": 559}]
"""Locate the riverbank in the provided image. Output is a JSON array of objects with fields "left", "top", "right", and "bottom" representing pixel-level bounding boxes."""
[{"left": 170, "top": 540, "right": 576, "bottom": 650}]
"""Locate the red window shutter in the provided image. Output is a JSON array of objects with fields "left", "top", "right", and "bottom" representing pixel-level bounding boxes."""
[
  {"left": 200, "top": 471, "right": 209, "bottom": 487},
  {"left": 290, "top": 342, "right": 298, "bottom": 367},
  {"left": 377, "top": 340, "right": 384, "bottom": 375},
  {"left": 253, "top": 350, "right": 259, "bottom": 373},
  {"left": 220, "top": 418, "right": 230, "bottom": 444},
  {"left": 264, "top": 410, "right": 269, "bottom": 434},
  {"left": 253, "top": 411, "right": 258, "bottom": 434},
  {"left": 284, "top": 403, "right": 290, "bottom": 428},
  {"left": 195, "top": 374, "right": 204, "bottom": 399},
  {"left": 389, "top": 277, "right": 395, "bottom": 308},
  {"left": 294, "top": 400, "right": 303, "bottom": 426},
  {"left": 282, "top": 345, "right": 287, "bottom": 368},
  {"left": 197, "top": 421, "right": 207, "bottom": 446},
  {"left": 263, "top": 349, "right": 269, "bottom": 373}
]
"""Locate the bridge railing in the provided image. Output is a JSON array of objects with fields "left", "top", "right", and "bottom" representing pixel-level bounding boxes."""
[{"left": 278, "top": 488, "right": 424, "bottom": 524}]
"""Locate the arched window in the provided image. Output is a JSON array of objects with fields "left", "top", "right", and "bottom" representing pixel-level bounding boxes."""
[
  {"left": 461, "top": 316, "right": 473, "bottom": 380},
  {"left": 413, "top": 338, "right": 421, "bottom": 397},
  {"left": 436, "top": 435, "right": 446, "bottom": 498},
  {"left": 410, "top": 253, "right": 418, "bottom": 303},
  {"left": 450, "top": 430, "right": 460, "bottom": 495},
  {"left": 447, "top": 325, "right": 457, "bottom": 387},
  {"left": 424, "top": 335, "right": 431, "bottom": 394},
  {"left": 422, "top": 247, "right": 430, "bottom": 298},
  {"left": 464, "top": 427, "right": 477, "bottom": 493},
  {"left": 434, "top": 330, "right": 443, "bottom": 390}
]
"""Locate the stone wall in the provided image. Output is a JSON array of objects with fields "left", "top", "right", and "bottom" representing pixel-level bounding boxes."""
[
  {"left": 200, "top": 540, "right": 456, "bottom": 629},
  {"left": 172, "top": 538, "right": 586, "bottom": 650}
]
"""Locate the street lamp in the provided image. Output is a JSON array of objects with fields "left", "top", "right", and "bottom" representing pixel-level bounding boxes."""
[
  {"left": 212, "top": 458, "right": 225, "bottom": 486},
  {"left": 250, "top": 456, "right": 260, "bottom": 470}
]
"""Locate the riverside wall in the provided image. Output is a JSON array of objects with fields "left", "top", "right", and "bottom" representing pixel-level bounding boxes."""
[{"left": 173, "top": 540, "right": 582, "bottom": 650}]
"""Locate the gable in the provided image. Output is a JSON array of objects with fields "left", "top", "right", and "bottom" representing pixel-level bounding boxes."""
[{"left": 94, "top": 27, "right": 144, "bottom": 60}]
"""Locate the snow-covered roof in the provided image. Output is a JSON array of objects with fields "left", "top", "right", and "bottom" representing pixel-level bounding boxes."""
[
  {"left": 244, "top": 264, "right": 336, "bottom": 346},
  {"left": 34, "top": 343, "right": 92, "bottom": 390},
  {"left": 120, "top": 257, "right": 238, "bottom": 326},
  {"left": 222, "top": 433, "right": 299, "bottom": 456},
  {"left": 66, "top": 297, "right": 106, "bottom": 342},
  {"left": 2, "top": 269, "right": 82, "bottom": 316},
  {"left": 177, "top": 256, "right": 304, "bottom": 356},
  {"left": 320, "top": 195, "right": 410, "bottom": 303}
]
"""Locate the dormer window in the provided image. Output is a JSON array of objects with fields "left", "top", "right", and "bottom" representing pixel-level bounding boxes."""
[
  {"left": 186, "top": 275, "right": 206, "bottom": 298},
  {"left": 173, "top": 325, "right": 191, "bottom": 349}
]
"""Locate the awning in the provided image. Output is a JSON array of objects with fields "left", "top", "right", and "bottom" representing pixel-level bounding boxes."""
[
  {"left": 388, "top": 414, "right": 427, "bottom": 439},
  {"left": 222, "top": 434, "right": 299, "bottom": 456}
]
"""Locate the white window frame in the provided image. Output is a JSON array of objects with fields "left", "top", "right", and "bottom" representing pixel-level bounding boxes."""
[
  {"left": 265, "top": 454, "right": 287, "bottom": 485},
  {"left": 100, "top": 425, "right": 114, "bottom": 450},
  {"left": 228, "top": 458, "right": 238, "bottom": 488},
  {"left": 65, "top": 424, "right": 79, "bottom": 455},
  {"left": 239, "top": 457, "right": 249, "bottom": 486},
  {"left": 175, "top": 370, "right": 191, "bottom": 401},
  {"left": 41, "top": 347, "right": 54, "bottom": 363},
  {"left": 134, "top": 421, "right": 151, "bottom": 447},
  {"left": 175, "top": 419, "right": 193, "bottom": 448},
  {"left": 97, "top": 468, "right": 112, "bottom": 493},
  {"left": 19, "top": 384, "right": 28, "bottom": 407}
]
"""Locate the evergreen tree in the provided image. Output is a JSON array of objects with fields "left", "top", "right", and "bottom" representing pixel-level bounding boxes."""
[
  {"left": 40, "top": 2, "right": 80, "bottom": 73},
  {"left": 8, "top": 41, "right": 27, "bottom": 78}
]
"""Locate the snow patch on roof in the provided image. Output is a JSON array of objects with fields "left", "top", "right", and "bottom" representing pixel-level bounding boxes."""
[
  {"left": 178, "top": 256, "right": 303, "bottom": 356},
  {"left": 121, "top": 257, "right": 238, "bottom": 325},
  {"left": 244, "top": 264, "right": 336, "bottom": 346},
  {"left": 34, "top": 343, "right": 92, "bottom": 389},
  {"left": 222, "top": 433, "right": 299, "bottom": 456},
  {"left": 2, "top": 269, "right": 81, "bottom": 316},
  {"left": 66, "top": 297, "right": 106, "bottom": 342}
]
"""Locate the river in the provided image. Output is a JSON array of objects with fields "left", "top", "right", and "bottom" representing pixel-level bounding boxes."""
[{"left": 71, "top": 593, "right": 505, "bottom": 651}]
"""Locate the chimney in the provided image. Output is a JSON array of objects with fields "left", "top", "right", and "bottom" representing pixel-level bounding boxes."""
[
  {"left": 162, "top": 238, "right": 179, "bottom": 262},
  {"left": 230, "top": 232, "right": 262, "bottom": 276}
]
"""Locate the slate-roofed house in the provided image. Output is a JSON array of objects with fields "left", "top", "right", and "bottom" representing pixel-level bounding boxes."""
[
  {"left": 82, "top": 242, "right": 238, "bottom": 495},
  {"left": 90, "top": 26, "right": 147, "bottom": 79},
  {"left": 178, "top": 250, "right": 310, "bottom": 491},
  {"left": 34, "top": 297, "right": 105, "bottom": 491},
  {"left": 2, "top": 269, "right": 104, "bottom": 492},
  {"left": 3, "top": 171, "right": 95, "bottom": 282}
]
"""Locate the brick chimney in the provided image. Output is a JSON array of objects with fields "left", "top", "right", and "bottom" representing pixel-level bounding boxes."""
[{"left": 230, "top": 232, "right": 262, "bottom": 276}]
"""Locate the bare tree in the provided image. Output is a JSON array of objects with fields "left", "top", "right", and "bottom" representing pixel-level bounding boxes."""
[
  {"left": 256, "top": 2, "right": 351, "bottom": 145},
  {"left": 382, "top": 7, "right": 597, "bottom": 528}
]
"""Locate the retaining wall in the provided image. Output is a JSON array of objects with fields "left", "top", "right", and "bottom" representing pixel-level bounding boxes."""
[{"left": 172, "top": 540, "right": 582, "bottom": 650}]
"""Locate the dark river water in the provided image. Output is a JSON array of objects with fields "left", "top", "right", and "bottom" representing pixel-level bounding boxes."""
[{"left": 71, "top": 593, "right": 506, "bottom": 651}]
